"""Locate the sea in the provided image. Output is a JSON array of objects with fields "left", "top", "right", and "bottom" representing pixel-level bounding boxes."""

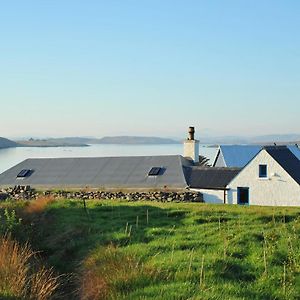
[{"left": 0, "top": 144, "right": 218, "bottom": 174}]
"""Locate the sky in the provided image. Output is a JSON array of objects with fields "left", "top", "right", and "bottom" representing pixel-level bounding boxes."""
[{"left": 0, "top": 0, "right": 299, "bottom": 139}]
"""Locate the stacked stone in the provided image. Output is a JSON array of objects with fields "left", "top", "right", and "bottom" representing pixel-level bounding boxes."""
[
  {"left": 45, "top": 190, "right": 203, "bottom": 202},
  {"left": 0, "top": 185, "right": 39, "bottom": 200},
  {"left": 1, "top": 186, "right": 203, "bottom": 203}
]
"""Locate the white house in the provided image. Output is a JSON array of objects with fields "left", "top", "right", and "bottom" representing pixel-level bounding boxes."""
[{"left": 226, "top": 146, "right": 300, "bottom": 206}]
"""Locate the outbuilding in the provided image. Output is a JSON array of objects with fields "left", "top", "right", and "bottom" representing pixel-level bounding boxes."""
[
  {"left": 226, "top": 146, "right": 300, "bottom": 206},
  {"left": 188, "top": 167, "right": 240, "bottom": 204}
]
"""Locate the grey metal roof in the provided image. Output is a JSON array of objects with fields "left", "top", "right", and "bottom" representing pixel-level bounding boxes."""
[
  {"left": 0, "top": 155, "right": 192, "bottom": 190},
  {"left": 213, "top": 145, "right": 261, "bottom": 168},
  {"left": 288, "top": 145, "right": 300, "bottom": 160},
  {"left": 188, "top": 167, "right": 241, "bottom": 189},
  {"left": 264, "top": 146, "right": 300, "bottom": 185},
  {"left": 213, "top": 145, "right": 300, "bottom": 168}
]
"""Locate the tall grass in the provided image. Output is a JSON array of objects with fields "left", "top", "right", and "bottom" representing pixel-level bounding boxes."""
[
  {"left": 3, "top": 198, "right": 300, "bottom": 299},
  {"left": 29, "top": 266, "right": 61, "bottom": 300},
  {"left": 24, "top": 196, "right": 55, "bottom": 215},
  {"left": 0, "top": 234, "right": 32, "bottom": 297},
  {"left": 79, "top": 245, "right": 159, "bottom": 300},
  {"left": 0, "top": 234, "right": 60, "bottom": 299}
]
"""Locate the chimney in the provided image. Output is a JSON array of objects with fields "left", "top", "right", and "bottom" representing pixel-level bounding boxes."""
[
  {"left": 184, "top": 126, "right": 199, "bottom": 163},
  {"left": 188, "top": 126, "right": 195, "bottom": 140}
]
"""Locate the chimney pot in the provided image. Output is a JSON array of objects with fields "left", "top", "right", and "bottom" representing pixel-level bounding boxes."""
[{"left": 188, "top": 126, "right": 195, "bottom": 140}]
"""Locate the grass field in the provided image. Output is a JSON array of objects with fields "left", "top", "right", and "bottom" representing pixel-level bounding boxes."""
[{"left": 1, "top": 198, "right": 300, "bottom": 299}]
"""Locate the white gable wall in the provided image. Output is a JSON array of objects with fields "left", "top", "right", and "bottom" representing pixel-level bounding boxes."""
[
  {"left": 227, "top": 150, "right": 300, "bottom": 206},
  {"left": 191, "top": 188, "right": 225, "bottom": 204}
]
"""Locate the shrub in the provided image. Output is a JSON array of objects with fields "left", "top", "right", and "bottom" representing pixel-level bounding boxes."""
[{"left": 0, "top": 208, "right": 22, "bottom": 235}]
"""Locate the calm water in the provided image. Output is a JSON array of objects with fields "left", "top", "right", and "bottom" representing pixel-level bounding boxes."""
[{"left": 0, "top": 144, "right": 217, "bottom": 174}]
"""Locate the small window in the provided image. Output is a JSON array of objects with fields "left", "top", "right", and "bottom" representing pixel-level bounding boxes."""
[
  {"left": 17, "top": 169, "right": 32, "bottom": 178},
  {"left": 259, "top": 164, "right": 267, "bottom": 178},
  {"left": 148, "top": 167, "right": 162, "bottom": 176}
]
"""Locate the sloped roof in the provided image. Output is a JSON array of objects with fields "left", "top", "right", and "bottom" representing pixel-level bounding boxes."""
[
  {"left": 188, "top": 167, "right": 241, "bottom": 189},
  {"left": 214, "top": 145, "right": 261, "bottom": 168},
  {"left": 264, "top": 146, "right": 300, "bottom": 185},
  {"left": 0, "top": 155, "right": 192, "bottom": 189},
  {"left": 213, "top": 145, "right": 300, "bottom": 168},
  {"left": 288, "top": 145, "right": 300, "bottom": 160}
]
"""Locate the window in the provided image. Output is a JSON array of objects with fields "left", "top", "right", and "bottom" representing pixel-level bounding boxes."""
[
  {"left": 237, "top": 187, "right": 249, "bottom": 205},
  {"left": 259, "top": 164, "right": 267, "bottom": 178},
  {"left": 17, "top": 169, "right": 33, "bottom": 178},
  {"left": 148, "top": 167, "right": 162, "bottom": 176}
]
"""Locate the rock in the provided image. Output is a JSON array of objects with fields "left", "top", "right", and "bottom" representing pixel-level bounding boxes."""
[{"left": 0, "top": 193, "right": 8, "bottom": 200}]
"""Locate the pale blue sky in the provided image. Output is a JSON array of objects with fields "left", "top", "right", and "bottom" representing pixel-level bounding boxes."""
[{"left": 0, "top": 1, "right": 299, "bottom": 138}]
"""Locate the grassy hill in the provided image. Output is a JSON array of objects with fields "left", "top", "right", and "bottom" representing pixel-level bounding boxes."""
[{"left": 1, "top": 199, "right": 300, "bottom": 299}]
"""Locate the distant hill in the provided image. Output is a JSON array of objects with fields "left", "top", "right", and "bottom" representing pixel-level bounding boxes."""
[
  {"left": 17, "top": 138, "right": 89, "bottom": 147},
  {"left": 201, "top": 134, "right": 300, "bottom": 145},
  {"left": 96, "top": 136, "right": 180, "bottom": 145},
  {"left": 0, "top": 137, "right": 19, "bottom": 149},
  {"left": 18, "top": 136, "right": 180, "bottom": 145},
  {"left": 10, "top": 134, "right": 300, "bottom": 147},
  {"left": 250, "top": 134, "right": 300, "bottom": 144}
]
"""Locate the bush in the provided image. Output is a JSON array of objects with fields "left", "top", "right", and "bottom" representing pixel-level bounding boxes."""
[{"left": 0, "top": 208, "right": 22, "bottom": 235}]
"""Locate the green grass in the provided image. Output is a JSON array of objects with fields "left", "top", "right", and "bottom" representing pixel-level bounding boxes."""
[{"left": 2, "top": 199, "right": 300, "bottom": 299}]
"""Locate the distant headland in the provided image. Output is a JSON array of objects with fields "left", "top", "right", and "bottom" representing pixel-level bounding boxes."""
[
  {"left": 0, "top": 136, "right": 180, "bottom": 148},
  {"left": 1, "top": 134, "right": 299, "bottom": 149}
]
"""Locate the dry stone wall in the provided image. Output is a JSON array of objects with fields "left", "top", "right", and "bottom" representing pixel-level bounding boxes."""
[{"left": 0, "top": 185, "right": 204, "bottom": 203}]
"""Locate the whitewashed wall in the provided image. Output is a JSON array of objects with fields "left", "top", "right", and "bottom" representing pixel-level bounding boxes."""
[
  {"left": 184, "top": 140, "right": 199, "bottom": 163},
  {"left": 227, "top": 150, "right": 300, "bottom": 206},
  {"left": 191, "top": 188, "right": 225, "bottom": 204}
]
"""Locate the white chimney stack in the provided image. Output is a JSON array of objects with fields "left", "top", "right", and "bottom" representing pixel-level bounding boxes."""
[{"left": 183, "top": 126, "right": 199, "bottom": 163}]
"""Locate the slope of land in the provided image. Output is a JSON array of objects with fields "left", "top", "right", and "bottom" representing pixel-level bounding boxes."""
[
  {"left": 17, "top": 136, "right": 180, "bottom": 145},
  {"left": 0, "top": 137, "right": 19, "bottom": 149},
  {"left": 17, "top": 139, "right": 89, "bottom": 147},
  {"left": 1, "top": 199, "right": 300, "bottom": 299},
  {"left": 201, "top": 134, "right": 300, "bottom": 145},
  {"left": 250, "top": 134, "right": 300, "bottom": 144},
  {"left": 10, "top": 134, "right": 300, "bottom": 146}
]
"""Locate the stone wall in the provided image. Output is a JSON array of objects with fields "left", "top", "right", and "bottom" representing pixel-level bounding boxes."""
[
  {"left": 0, "top": 185, "right": 204, "bottom": 203},
  {"left": 0, "top": 185, "right": 38, "bottom": 200}
]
